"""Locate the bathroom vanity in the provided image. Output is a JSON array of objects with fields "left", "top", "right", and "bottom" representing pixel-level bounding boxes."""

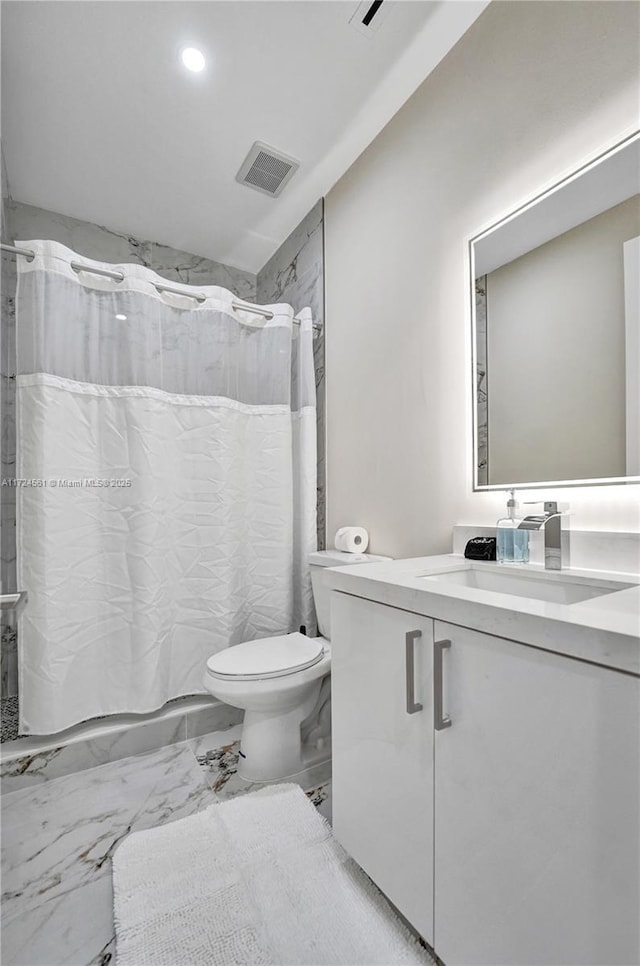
[{"left": 329, "top": 555, "right": 640, "bottom": 966}]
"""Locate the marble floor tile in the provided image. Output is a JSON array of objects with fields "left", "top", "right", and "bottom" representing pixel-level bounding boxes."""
[
  {"left": 2, "top": 727, "right": 333, "bottom": 966},
  {"left": 1, "top": 874, "right": 115, "bottom": 966},
  {"left": 1, "top": 740, "right": 216, "bottom": 963},
  {"left": 186, "top": 723, "right": 243, "bottom": 794},
  {"left": 188, "top": 727, "right": 332, "bottom": 820},
  {"left": 306, "top": 780, "right": 333, "bottom": 824}
]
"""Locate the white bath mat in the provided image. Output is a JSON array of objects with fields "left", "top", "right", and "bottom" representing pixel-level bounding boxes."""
[{"left": 113, "top": 783, "right": 434, "bottom": 965}]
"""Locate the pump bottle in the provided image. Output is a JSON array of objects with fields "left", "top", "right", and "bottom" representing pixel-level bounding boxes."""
[{"left": 496, "top": 490, "right": 529, "bottom": 564}]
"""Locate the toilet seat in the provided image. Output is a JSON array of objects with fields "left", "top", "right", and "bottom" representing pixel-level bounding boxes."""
[{"left": 206, "top": 633, "right": 325, "bottom": 682}]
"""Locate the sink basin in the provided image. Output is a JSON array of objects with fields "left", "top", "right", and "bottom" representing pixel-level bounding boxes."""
[{"left": 421, "top": 566, "right": 635, "bottom": 605}]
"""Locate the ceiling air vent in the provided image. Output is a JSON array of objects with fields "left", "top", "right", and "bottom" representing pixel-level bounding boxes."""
[{"left": 236, "top": 142, "right": 300, "bottom": 198}]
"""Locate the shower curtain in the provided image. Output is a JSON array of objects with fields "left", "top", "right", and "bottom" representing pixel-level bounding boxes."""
[{"left": 15, "top": 240, "right": 317, "bottom": 734}]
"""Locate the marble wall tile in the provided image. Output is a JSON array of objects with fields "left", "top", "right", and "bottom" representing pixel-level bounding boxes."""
[
  {"left": 256, "top": 200, "right": 324, "bottom": 323},
  {"left": 0, "top": 697, "right": 243, "bottom": 790},
  {"left": 255, "top": 202, "right": 328, "bottom": 745},
  {"left": 257, "top": 199, "right": 326, "bottom": 550},
  {"left": 0, "top": 714, "right": 185, "bottom": 793},
  {"left": 148, "top": 237, "right": 255, "bottom": 298},
  {"left": 7, "top": 201, "right": 257, "bottom": 298},
  {"left": 475, "top": 276, "right": 488, "bottom": 486},
  {"left": 8, "top": 202, "right": 151, "bottom": 266},
  {"left": 1, "top": 144, "right": 10, "bottom": 241},
  {"left": 1, "top": 248, "right": 17, "bottom": 602},
  {"left": 1, "top": 151, "right": 18, "bottom": 701}
]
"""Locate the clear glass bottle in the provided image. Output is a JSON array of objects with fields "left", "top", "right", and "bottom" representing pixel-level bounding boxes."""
[{"left": 496, "top": 490, "right": 529, "bottom": 564}]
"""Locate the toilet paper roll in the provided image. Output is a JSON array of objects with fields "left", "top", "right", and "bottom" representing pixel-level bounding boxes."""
[{"left": 334, "top": 527, "right": 369, "bottom": 553}]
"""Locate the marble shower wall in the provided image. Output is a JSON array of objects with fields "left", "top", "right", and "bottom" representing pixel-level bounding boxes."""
[
  {"left": 257, "top": 199, "right": 326, "bottom": 549},
  {"left": 7, "top": 201, "right": 257, "bottom": 297},
  {"left": 1, "top": 145, "right": 10, "bottom": 240},
  {"left": 475, "top": 276, "right": 488, "bottom": 487},
  {"left": 1, "top": 148, "right": 18, "bottom": 700}
]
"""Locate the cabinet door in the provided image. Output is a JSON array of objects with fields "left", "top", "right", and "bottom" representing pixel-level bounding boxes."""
[
  {"left": 434, "top": 620, "right": 640, "bottom": 966},
  {"left": 331, "top": 591, "right": 434, "bottom": 943}
]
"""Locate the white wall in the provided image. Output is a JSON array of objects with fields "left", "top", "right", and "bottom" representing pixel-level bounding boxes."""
[
  {"left": 325, "top": 0, "right": 640, "bottom": 559},
  {"left": 486, "top": 196, "right": 640, "bottom": 485}
]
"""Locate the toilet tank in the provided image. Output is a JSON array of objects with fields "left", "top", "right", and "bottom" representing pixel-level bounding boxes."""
[{"left": 308, "top": 550, "right": 391, "bottom": 639}]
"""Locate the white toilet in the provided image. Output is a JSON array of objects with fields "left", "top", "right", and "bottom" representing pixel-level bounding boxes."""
[{"left": 203, "top": 549, "right": 388, "bottom": 782}]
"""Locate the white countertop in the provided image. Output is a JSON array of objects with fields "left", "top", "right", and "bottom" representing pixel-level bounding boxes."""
[{"left": 327, "top": 554, "right": 640, "bottom": 676}]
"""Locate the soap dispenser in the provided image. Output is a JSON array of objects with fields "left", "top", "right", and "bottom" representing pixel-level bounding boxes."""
[{"left": 496, "top": 490, "right": 529, "bottom": 564}]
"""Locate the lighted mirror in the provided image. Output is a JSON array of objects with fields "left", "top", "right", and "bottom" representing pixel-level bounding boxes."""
[{"left": 471, "top": 132, "right": 640, "bottom": 490}]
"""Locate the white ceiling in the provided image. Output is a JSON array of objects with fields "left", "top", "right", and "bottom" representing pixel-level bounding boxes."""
[{"left": 1, "top": 0, "right": 488, "bottom": 273}]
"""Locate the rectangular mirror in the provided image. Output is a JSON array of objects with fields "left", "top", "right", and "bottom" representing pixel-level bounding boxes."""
[{"left": 471, "top": 132, "right": 640, "bottom": 489}]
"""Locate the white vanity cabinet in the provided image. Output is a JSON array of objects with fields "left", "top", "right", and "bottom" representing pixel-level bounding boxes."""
[
  {"left": 433, "top": 620, "right": 640, "bottom": 966},
  {"left": 331, "top": 592, "right": 640, "bottom": 966},
  {"left": 331, "top": 591, "right": 435, "bottom": 944}
]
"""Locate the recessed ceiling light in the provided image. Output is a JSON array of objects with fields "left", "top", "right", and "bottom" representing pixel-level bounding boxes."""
[
  {"left": 181, "top": 47, "right": 206, "bottom": 73},
  {"left": 115, "top": 313, "right": 127, "bottom": 321}
]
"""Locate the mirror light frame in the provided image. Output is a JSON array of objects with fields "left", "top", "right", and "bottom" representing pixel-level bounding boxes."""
[{"left": 469, "top": 129, "right": 640, "bottom": 492}]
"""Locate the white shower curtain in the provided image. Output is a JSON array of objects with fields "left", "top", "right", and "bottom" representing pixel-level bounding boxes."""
[{"left": 16, "top": 240, "right": 317, "bottom": 734}]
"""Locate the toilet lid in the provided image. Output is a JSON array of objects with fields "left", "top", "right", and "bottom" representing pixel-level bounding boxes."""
[{"left": 206, "top": 633, "right": 325, "bottom": 681}]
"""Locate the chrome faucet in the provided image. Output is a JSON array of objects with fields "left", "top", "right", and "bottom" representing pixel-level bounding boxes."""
[{"left": 518, "top": 502, "right": 569, "bottom": 571}]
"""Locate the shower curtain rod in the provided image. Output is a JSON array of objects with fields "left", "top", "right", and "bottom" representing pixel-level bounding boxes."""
[{"left": 1, "top": 243, "right": 322, "bottom": 330}]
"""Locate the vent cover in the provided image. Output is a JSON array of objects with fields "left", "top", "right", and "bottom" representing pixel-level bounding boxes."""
[{"left": 236, "top": 141, "right": 300, "bottom": 197}]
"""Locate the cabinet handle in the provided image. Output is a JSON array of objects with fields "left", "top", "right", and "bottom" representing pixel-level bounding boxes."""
[
  {"left": 434, "top": 639, "right": 452, "bottom": 730},
  {"left": 405, "top": 630, "right": 423, "bottom": 715}
]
